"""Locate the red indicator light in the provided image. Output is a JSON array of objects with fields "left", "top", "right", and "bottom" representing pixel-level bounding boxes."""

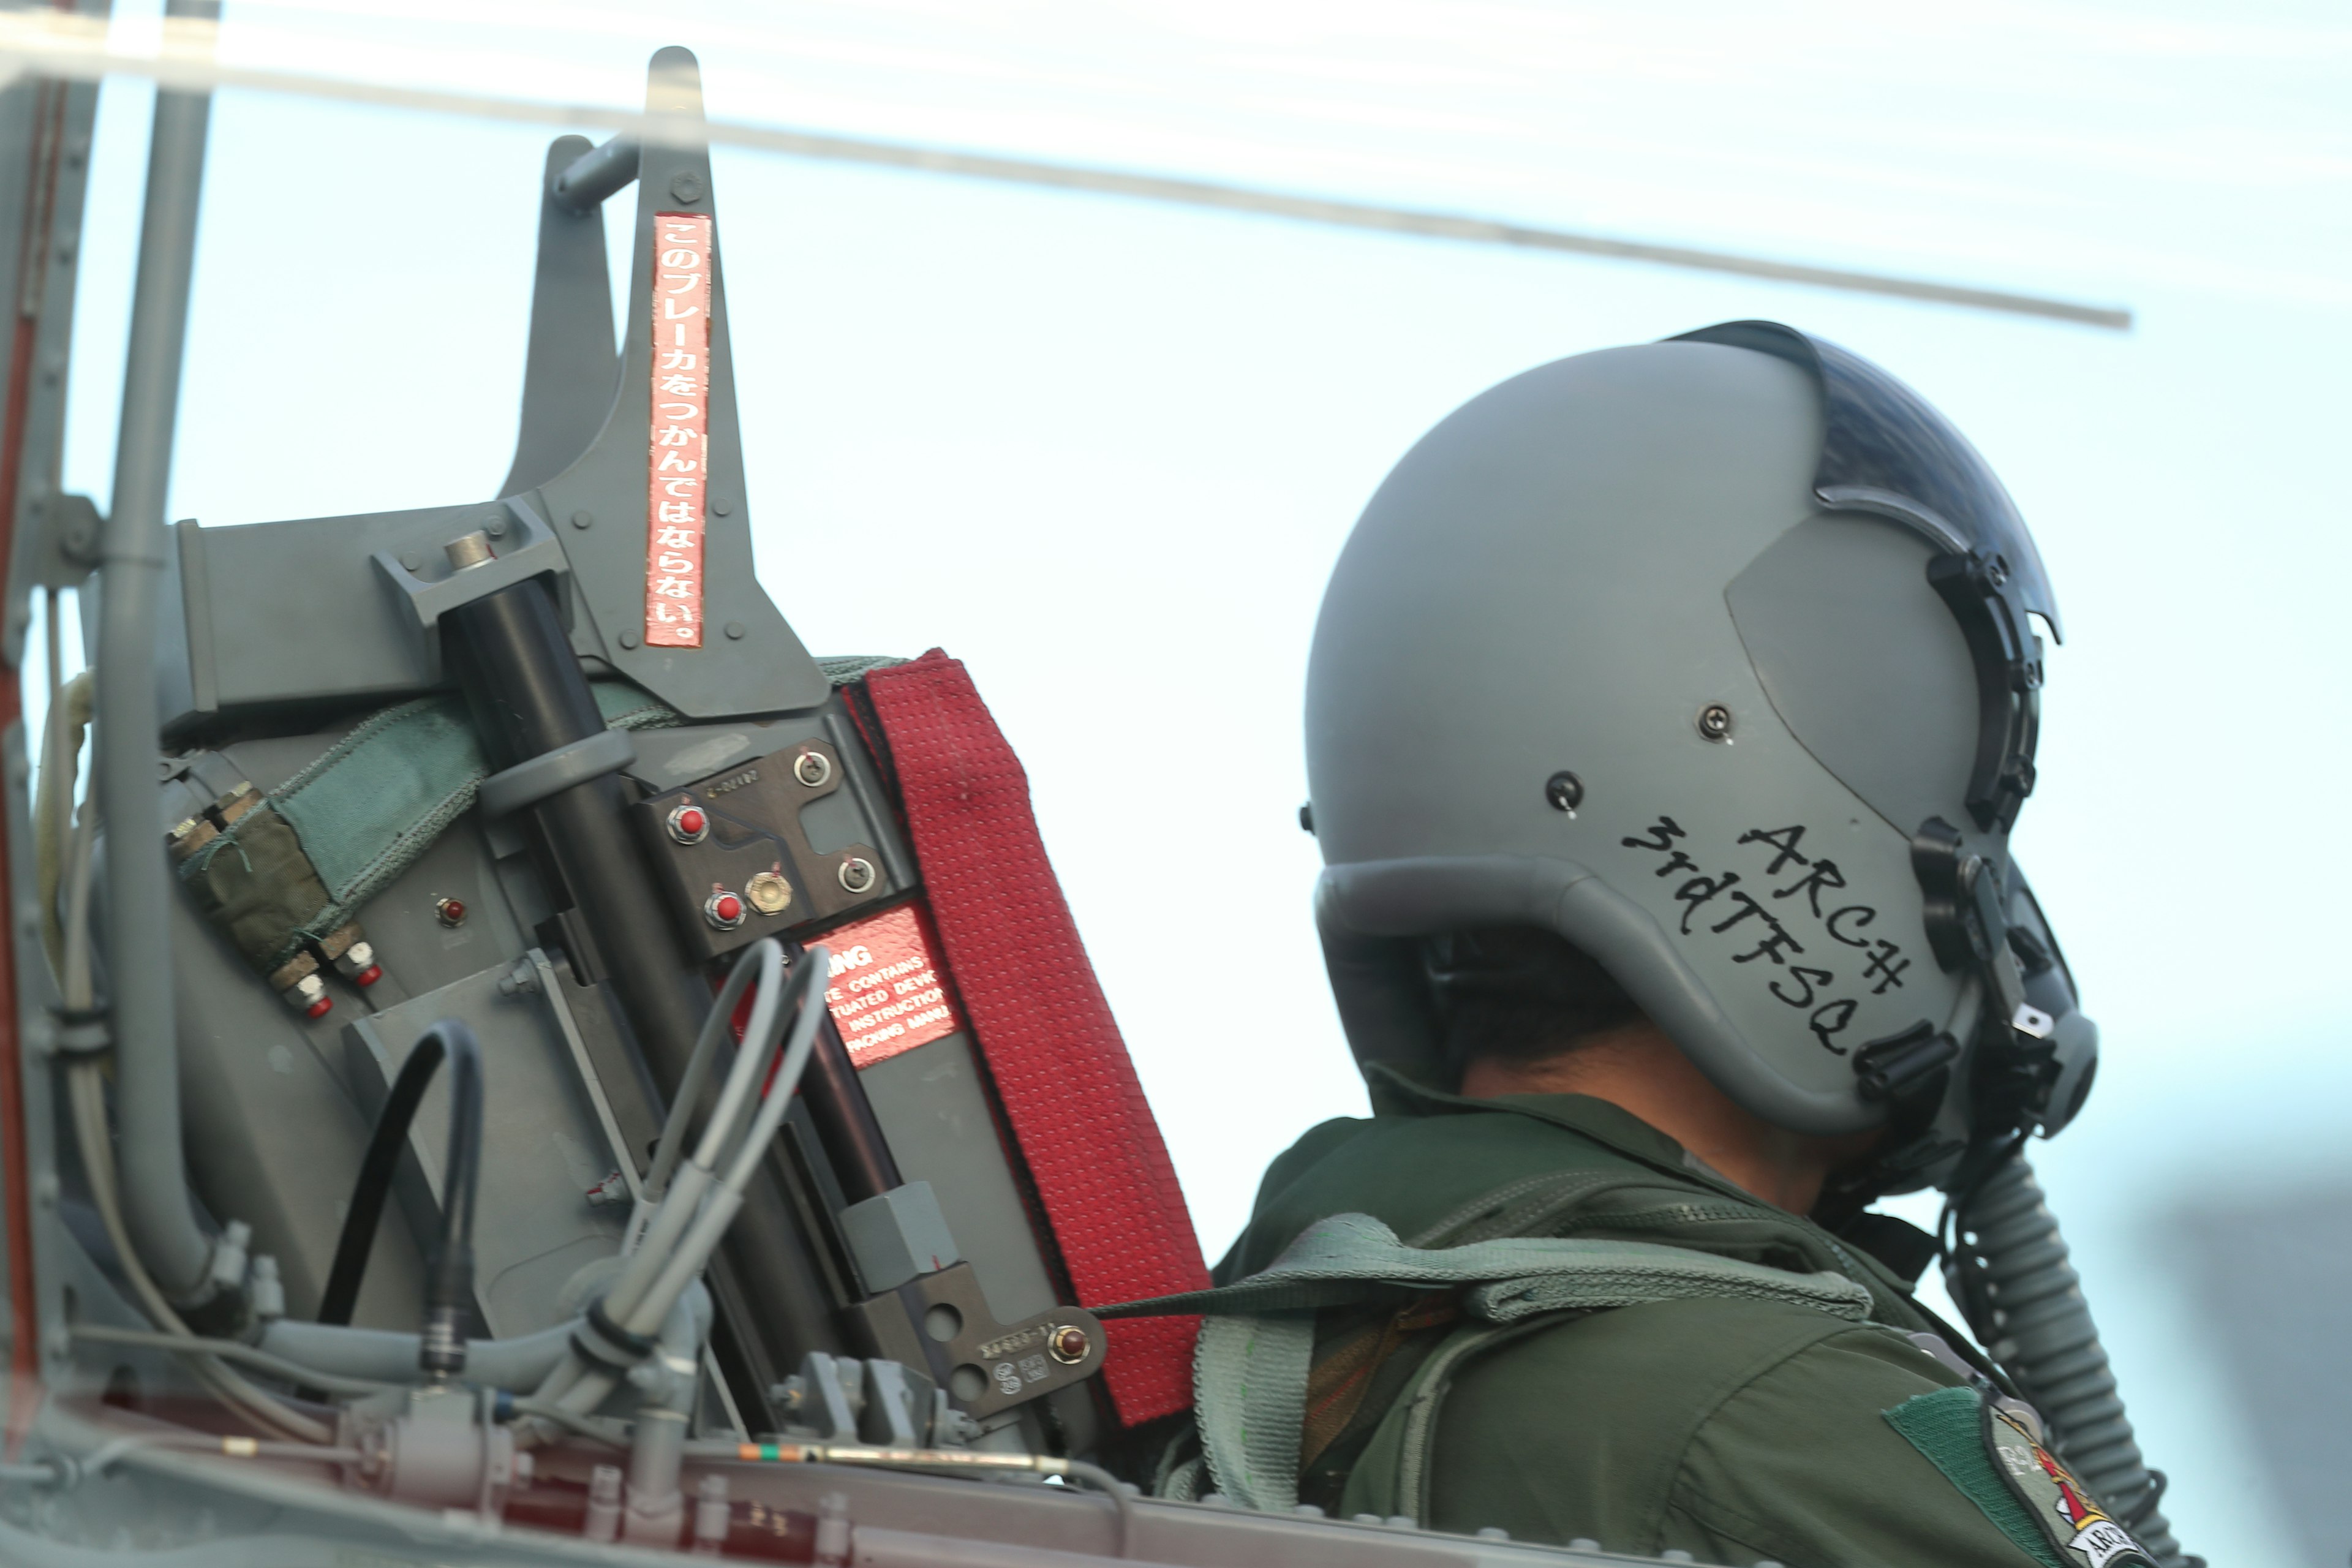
[
  {"left": 668, "top": 804, "right": 709, "bottom": 844},
  {"left": 305, "top": 996, "right": 334, "bottom": 1020},
  {"left": 353, "top": 965, "right": 383, "bottom": 987},
  {"left": 705, "top": 890, "right": 745, "bottom": 929}
]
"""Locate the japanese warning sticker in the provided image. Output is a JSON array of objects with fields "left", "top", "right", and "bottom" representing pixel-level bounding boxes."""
[
  {"left": 646, "top": 212, "right": 710, "bottom": 647},
  {"left": 1985, "top": 1404, "right": 2155, "bottom": 1568},
  {"left": 823, "top": 902, "right": 963, "bottom": 1068}
]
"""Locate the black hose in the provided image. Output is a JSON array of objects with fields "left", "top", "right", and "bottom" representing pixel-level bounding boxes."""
[{"left": 316, "top": 1020, "right": 485, "bottom": 1379}]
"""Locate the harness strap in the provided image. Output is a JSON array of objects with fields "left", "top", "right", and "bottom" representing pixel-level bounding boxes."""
[
  {"left": 1104, "top": 1212, "right": 1873, "bottom": 1513},
  {"left": 176, "top": 681, "right": 676, "bottom": 975}
]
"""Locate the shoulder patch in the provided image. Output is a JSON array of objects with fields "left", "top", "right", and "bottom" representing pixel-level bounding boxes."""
[
  {"left": 1981, "top": 1401, "right": 2157, "bottom": 1568},
  {"left": 1885, "top": 1386, "right": 2062, "bottom": 1567}
]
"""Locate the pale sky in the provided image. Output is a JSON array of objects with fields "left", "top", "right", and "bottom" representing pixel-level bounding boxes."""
[{"left": 42, "top": 1, "right": 2352, "bottom": 1560}]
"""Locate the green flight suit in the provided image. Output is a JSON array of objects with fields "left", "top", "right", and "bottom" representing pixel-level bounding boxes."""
[{"left": 1211, "top": 1068, "right": 2071, "bottom": 1566}]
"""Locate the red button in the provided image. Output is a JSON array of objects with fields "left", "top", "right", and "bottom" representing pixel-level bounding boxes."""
[
  {"left": 305, "top": 996, "right": 334, "bottom": 1019},
  {"left": 353, "top": 964, "right": 383, "bottom": 987},
  {"left": 714, "top": 894, "right": 743, "bottom": 923},
  {"left": 669, "top": 804, "right": 709, "bottom": 844}
]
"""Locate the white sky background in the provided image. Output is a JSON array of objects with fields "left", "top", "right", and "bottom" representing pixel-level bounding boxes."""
[{"left": 43, "top": 1, "right": 2352, "bottom": 1561}]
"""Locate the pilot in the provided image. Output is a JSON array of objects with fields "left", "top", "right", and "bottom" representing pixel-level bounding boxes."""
[{"left": 1129, "top": 323, "right": 2179, "bottom": 1567}]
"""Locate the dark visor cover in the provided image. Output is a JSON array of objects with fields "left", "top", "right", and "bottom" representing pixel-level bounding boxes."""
[{"left": 1672, "top": 320, "right": 2060, "bottom": 641}]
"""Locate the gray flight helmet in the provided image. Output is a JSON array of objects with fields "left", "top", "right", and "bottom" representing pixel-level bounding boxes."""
[{"left": 1305, "top": 323, "right": 2094, "bottom": 1190}]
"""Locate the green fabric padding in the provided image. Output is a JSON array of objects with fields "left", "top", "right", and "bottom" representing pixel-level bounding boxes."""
[
  {"left": 1885, "top": 1387, "right": 2063, "bottom": 1568},
  {"left": 178, "top": 680, "right": 677, "bottom": 972}
]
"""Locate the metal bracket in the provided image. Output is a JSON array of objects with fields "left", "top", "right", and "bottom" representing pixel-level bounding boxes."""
[
  {"left": 479, "top": 728, "right": 638, "bottom": 818},
  {"left": 855, "top": 1262, "right": 1106, "bottom": 1422},
  {"left": 370, "top": 496, "right": 568, "bottom": 683}
]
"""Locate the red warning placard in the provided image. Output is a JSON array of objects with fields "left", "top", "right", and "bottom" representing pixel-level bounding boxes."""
[
  {"left": 646, "top": 212, "right": 710, "bottom": 648},
  {"left": 823, "top": 902, "right": 963, "bottom": 1068}
]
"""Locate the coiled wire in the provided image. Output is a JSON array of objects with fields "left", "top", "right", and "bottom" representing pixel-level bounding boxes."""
[{"left": 1951, "top": 1152, "right": 2192, "bottom": 1567}]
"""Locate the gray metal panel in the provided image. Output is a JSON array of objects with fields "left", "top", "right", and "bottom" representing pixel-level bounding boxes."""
[
  {"left": 345, "top": 963, "right": 628, "bottom": 1338},
  {"left": 859, "top": 1033, "right": 1057, "bottom": 1326},
  {"left": 622, "top": 703, "right": 918, "bottom": 897},
  {"left": 530, "top": 47, "right": 829, "bottom": 720},
  {"left": 168, "top": 866, "right": 431, "bottom": 1329},
  {"left": 499, "top": 136, "right": 620, "bottom": 499}
]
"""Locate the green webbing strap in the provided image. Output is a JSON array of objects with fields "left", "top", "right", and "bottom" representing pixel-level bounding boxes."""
[
  {"left": 178, "top": 682, "right": 677, "bottom": 973},
  {"left": 1102, "top": 1212, "right": 1874, "bottom": 1513}
]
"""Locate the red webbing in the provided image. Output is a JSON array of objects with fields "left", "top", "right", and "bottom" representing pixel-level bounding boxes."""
[{"left": 862, "top": 651, "right": 1207, "bottom": 1425}]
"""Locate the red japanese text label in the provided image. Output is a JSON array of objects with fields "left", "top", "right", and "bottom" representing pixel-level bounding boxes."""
[
  {"left": 647, "top": 213, "right": 711, "bottom": 648},
  {"left": 823, "top": 902, "right": 963, "bottom": 1069}
]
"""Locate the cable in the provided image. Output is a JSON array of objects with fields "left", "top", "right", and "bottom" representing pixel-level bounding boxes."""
[
  {"left": 65, "top": 1063, "right": 330, "bottom": 1443},
  {"left": 55, "top": 821, "right": 332, "bottom": 1444},
  {"left": 69, "top": 1324, "right": 399, "bottom": 1398},
  {"left": 529, "top": 947, "right": 815, "bottom": 1427},
  {"left": 413, "top": 1020, "right": 485, "bottom": 1382},
  {"left": 639, "top": 941, "right": 777, "bottom": 1204},
  {"left": 317, "top": 1025, "right": 457, "bottom": 1325}
]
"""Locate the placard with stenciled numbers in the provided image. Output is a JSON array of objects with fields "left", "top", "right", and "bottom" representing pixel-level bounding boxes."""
[{"left": 646, "top": 213, "right": 712, "bottom": 648}]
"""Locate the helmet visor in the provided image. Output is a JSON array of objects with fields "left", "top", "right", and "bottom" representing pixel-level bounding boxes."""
[{"left": 1672, "top": 320, "right": 2060, "bottom": 641}]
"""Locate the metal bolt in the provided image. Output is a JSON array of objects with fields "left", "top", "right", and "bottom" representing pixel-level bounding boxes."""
[
  {"left": 1047, "top": 1324, "right": 1090, "bottom": 1365},
  {"left": 483, "top": 513, "right": 508, "bottom": 538},
  {"left": 1545, "top": 771, "right": 1584, "bottom": 812},
  {"left": 793, "top": 750, "right": 832, "bottom": 788},
  {"left": 285, "top": 973, "right": 332, "bottom": 1019},
  {"left": 1298, "top": 802, "right": 1314, "bottom": 834},
  {"left": 571, "top": 510, "right": 594, "bottom": 530},
  {"left": 445, "top": 532, "right": 495, "bottom": 571},
  {"left": 435, "top": 897, "right": 467, "bottom": 927},
  {"left": 724, "top": 621, "right": 745, "bottom": 639},
  {"left": 1696, "top": 703, "right": 1734, "bottom": 742},
  {"left": 837, "top": 857, "right": 876, "bottom": 895},
  {"left": 746, "top": 870, "right": 792, "bottom": 915},
  {"left": 669, "top": 170, "right": 706, "bottom": 203}
]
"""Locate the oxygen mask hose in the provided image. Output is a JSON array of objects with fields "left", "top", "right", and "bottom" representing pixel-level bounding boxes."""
[{"left": 1953, "top": 1152, "right": 2192, "bottom": 1567}]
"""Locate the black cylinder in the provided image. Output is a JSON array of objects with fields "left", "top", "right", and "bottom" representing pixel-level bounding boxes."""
[
  {"left": 798, "top": 1009, "right": 902, "bottom": 1205},
  {"left": 440, "top": 573, "right": 843, "bottom": 1376}
]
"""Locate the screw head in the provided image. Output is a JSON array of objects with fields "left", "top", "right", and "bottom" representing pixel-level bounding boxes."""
[
  {"left": 435, "top": 897, "right": 467, "bottom": 927},
  {"left": 1047, "top": 1325, "right": 1090, "bottom": 1365},
  {"left": 669, "top": 170, "right": 706, "bottom": 203},
  {"left": 668, "top": 803, "right": 709, "bottom": 844},
  {"left": 571, "top": 510, "right": 594, "bottom": 530},
  {"left": 619, "top": 630, "right": 641, "bottom": 649},
  {"left": 1298, "top": 802, "right": 1314, "bottom": 834},
  {"left": 1696, "top": 703, "right": 1734, "bottom": 742},
  {"left": 793, "top": 750, "right": 832, "bottom": 788},
  {"left": 1544, "top": 771, "right": 1583, "bottom": 813},
  {"left": 837, "top": 857, "right": 876, "bottom": 895},
  {"left": 724, "top": 621, "right": 745, "bottom": 640},
  {"left": 705, "top": 889, "right": 747, "bottom": 929}
]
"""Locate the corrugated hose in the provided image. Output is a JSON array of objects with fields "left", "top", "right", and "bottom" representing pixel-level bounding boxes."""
[{"left": 1953, "top": 1152, "right": 2195, "bottom": 1568}]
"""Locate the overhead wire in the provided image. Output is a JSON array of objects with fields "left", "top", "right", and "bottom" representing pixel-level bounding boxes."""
[{"left": 0, "top": 9, "right": 2131, "bottom": 330}]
